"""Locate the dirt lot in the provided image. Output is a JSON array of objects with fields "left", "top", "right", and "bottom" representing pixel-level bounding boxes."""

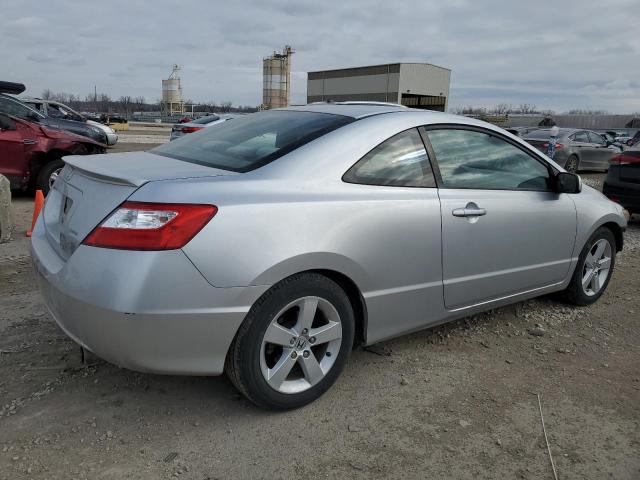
[{"left": 1, "top": 163, "right": 638, "bottom": 479}]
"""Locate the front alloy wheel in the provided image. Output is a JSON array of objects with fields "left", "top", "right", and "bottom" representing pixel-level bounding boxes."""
[
  {"left": 581, "top": 239, "right": 612, "bottom": 296},
  {"left": 563, "top": 227, "right": 616, "bottom": 305},
  {"left": 226, "top": 273, "right": 355, "bottom": 410}
]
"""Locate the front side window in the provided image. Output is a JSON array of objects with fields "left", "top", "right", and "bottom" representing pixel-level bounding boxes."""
[
  {"left": 0, "top": 97, "right": 40, "bottom": 119},
  {"left": 343, "top": 129, "right": 435, "bottom": 187},
  {"left": 152, "top": 110, "right": 353, "bottom": 172},
  {"left": 426, "top": 128, "right": 551, "bottom": 191}
]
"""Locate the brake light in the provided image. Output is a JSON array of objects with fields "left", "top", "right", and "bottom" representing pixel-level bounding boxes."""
[
  {"left": 181, "top": 126, "right": 203, "bottom": 134},
  {"left": 610, "top": 153, "right": 640, "bottom": 165},
  {"left": 83, "top": 201, "right": 217, "bottom": 250},
  {"left": 542, "top": 142, "right": 564, "bottom": 150}
]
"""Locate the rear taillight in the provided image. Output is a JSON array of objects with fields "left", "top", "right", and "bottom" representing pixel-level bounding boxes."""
[
  {"left": 181, "top": 126, "right": 203, "bottom": 134},
  {"left": 610, "top": 153, "right": 640, "bottom": 165},
  {"left": 542, "top": 142, "right": 564, "bottom": 150},
  {"left": 83, "top": 201, "right": 217, "bottom": 250}
]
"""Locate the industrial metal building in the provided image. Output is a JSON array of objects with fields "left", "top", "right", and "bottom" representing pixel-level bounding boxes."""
[{"left": 307, "top": 62, "right": 451, "bottom": 111}]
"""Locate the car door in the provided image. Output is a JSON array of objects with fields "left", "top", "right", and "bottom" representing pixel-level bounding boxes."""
[
  {"left": 571, "top": 131, "right": 593, "bottom": 168},
  {"left": 342, "top": 127, "right": 443, "bottom": 342},
  {"left": 0, "top": 114, "right": 27, "bottom": 183},
  {"left": 421, "top": 126, "right": 577, "bottom": 310},
  {"left": 588, "top": 131, "right": 615, "bottom": 170}
]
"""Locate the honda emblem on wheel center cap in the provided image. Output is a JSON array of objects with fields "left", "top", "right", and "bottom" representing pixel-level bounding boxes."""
[{"left": 295, "top": 337, "right": 307, "bottom": 350}]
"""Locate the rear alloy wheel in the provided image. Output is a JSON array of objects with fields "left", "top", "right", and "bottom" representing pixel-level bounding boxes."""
[
  {"left": 36, "top": 159, "right": 65, "bottom": 195},
  {"left": 226, "top": 273, "right": 354, "bottom": 409},
  {"left": 565, "top": 155, "right": 579, "bottom": 173},
  {"left": 563, "top": 227, "right": 615, "bottom": 305}
]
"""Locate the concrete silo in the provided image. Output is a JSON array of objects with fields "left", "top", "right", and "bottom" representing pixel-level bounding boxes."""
[
  {"left": 162, "top": 65, "right": 185, "bottom": 115},
  {"left": 262, "top": 46, "right": 294, "bottom": 109}
]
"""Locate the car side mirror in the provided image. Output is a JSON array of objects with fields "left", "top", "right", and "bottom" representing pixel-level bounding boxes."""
[{"left": 555, "top": 172, "right": 581, "bottom": 194}]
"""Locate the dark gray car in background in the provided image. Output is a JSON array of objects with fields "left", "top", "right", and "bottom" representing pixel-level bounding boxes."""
[
  {"left": 0, "top": 93, "right": 108, "bottom": 145},
  {"left": 524, "top": 128, "right": 619, "bottom": 172}
]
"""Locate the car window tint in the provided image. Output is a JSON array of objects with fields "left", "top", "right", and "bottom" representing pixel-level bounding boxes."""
[
  {"left": 47, "top": 106, "right": 66, "bottom": 118},
  {"left": 0, "top": 97, "right": 33, "bottom": 118},
  {"left": 426, "top": 129, "right": 551, "bottom": 191},
  {"left": 152, "top": 110, "right": 353, "bottom": 173},
  {"left": 343, "top": 129, "right": 435, "bottom": 187},
  {"left": 588, "top": 132, "right": 606, "bottom": 145},
  {"left": 573, "top": 131, "right": 589, "bottom": 143}
]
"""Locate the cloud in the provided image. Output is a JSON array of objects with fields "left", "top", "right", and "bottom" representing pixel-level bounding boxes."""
[{"left": 1, "top": 0, "right": 638, "bottom": 112}]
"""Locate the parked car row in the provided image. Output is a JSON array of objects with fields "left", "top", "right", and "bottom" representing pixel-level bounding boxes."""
[
  {"left": 22, "top": 98, "right": 118, "bottom": 146},
  {"left": 521, "top": 128, "right": 621, "bottom": 172},
  {"left": 0, "top": 81, "right": 106, "bottom": 194}
]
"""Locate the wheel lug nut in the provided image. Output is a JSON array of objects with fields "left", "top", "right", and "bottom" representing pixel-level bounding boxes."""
[
  {"left": 302, "top": 328, "right": 308, "bottom": 335},
  {"left": 291, "top": 351, "right": 297, "bottom": 359},
  {"left": 303, "top": 350, "right": 310, "bottom": 358},
  {"left": 290, "top": 337, "right": 296, "bottom": 345},
  {"left": 309, "top": 337, "right": 316, "bottom": 344}
]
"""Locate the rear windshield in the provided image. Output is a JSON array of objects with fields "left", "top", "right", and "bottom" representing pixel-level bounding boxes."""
[
  {"left": 524, "top": 130, "right": 568, "bottom": 140},
  {"left": 191, "top": 114, "right": 219, "bottom": 124},
  {"left": 152, "top": 110, "right": 353, "bottom": 172}
]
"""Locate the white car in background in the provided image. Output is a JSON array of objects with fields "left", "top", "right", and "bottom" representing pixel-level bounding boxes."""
[{"left": 170, "top": 114, "right": 240, "bottom": 141}]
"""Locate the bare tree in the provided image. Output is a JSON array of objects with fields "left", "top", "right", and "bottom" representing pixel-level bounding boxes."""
[
  {"left": 491, "top": 103, "right": 512, "bottom": 114},
  {"left": 118, "top": 96, "right": 133, "bottom": 117}
]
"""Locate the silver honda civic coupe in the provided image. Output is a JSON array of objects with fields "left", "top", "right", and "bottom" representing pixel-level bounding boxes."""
[{"left": 31, "top": 103, "right": 627, "bottom": 409}]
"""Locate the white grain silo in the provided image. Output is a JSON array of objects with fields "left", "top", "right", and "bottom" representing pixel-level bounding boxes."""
[
  {"left": 262, "top": 46, "right": 294, "bottom": 109},
  {"left": 162, "top": 65, "right": 184, "bottom": 115}
]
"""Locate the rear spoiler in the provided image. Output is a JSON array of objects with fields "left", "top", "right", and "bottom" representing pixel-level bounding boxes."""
[{"left": 0, "top": 81, "right": 26, "bottom": 94}]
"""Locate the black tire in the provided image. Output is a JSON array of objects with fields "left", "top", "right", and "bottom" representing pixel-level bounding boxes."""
[
  {"left": 565, "top": 155, "right": 580, "bottom": 173},
  {"left": 226, "top": 272, "right": 355, "bottom": 410},
  {"left": 35, "top": 159, "right": 64, "bottom": 195},
  {"left": 562, "top": 227, "right": 616, "bottom": 306}
]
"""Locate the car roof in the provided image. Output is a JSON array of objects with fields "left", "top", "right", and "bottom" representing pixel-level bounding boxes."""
[
  {"left": 282, "top": 102, "right": 411, "bottom": 119},
  {"left": 281, "top": 103, "right": 474, "bottom": 123}
]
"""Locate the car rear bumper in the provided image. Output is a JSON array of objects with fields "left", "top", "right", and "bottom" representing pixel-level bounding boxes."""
[
  {"left": 603, "top": 181, "right": 640, "bottom": 212},
  {"left": 30, "top": 218, "right": 269, "bottom": 375}
]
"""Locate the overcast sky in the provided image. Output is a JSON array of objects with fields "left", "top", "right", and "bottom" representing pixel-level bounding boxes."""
[{"left": 2, "top": 0, "right": 639, "bottom": 113}]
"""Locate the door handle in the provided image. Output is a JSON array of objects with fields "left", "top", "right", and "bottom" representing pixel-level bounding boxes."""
[{"left": 452, "top": 203, "right": 487, "bottom": 217}]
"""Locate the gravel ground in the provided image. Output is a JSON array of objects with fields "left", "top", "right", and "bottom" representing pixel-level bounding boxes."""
[{"left": 0, "top": 172, "right": 638, "bottom": 479}]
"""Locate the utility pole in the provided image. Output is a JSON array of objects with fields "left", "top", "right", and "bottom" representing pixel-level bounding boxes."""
[{"left": 94, "top": 85, "right": 97, "bottom": 113}]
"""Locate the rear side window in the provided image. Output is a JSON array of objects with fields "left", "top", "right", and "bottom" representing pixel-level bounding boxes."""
[
  {"left": 588, "top": 131, "right": 606, "bottom": 146},
  {"left": 152, "top": 110, "right": 353, "bottom": 172},
  {"left": 343, "top": 129, "right": 435, "bottom": 187},
  {"left": 572, "top": 131, "right": 589, "bottom": 143},
  {"left": 426, "top": 128, "right": 551, "bottom": 191}
]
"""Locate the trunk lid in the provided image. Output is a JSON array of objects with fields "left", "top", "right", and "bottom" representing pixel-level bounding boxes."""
[
  {"left": 523, "top": 139, "right": 548, "bottom": 152},
  {"left": 42, "top": 151, "right": 235, "bottom": 260}
]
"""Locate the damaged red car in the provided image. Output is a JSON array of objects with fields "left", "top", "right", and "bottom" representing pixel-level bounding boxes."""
[
  {"left": 0, "top": 112, "right": 105, "bottom": 194},
  {"left": 0, "top": 81, "right": 105, "bottom": 194}
]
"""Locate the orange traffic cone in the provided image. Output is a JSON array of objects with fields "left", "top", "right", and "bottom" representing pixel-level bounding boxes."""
[{"left": 26, "top": 190, "right": 45, "bottom": 237}]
